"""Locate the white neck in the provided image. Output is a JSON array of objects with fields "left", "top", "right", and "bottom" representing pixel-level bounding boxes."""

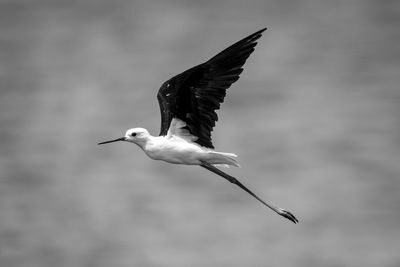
[{"left": 132, "top": 135, "right": 155, "bottom": 150}]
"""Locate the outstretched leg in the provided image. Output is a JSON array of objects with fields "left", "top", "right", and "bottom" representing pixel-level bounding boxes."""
[{"left": 200, "top": 161, "right": 298, "bottom": 224}]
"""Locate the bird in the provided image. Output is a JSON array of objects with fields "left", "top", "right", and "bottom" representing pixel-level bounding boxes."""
[{"left": 98, "top": 28, "right": 298, "bottom": 224}]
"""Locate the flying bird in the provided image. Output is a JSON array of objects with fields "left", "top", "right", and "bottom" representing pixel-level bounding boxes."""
[{"left": 99, "top": 28, "right": 298, "bottom": 223}]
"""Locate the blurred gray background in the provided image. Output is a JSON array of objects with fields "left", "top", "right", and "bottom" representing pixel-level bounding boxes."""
[{"left": 1, "top": 1, "right": 400, "bottom": 267}]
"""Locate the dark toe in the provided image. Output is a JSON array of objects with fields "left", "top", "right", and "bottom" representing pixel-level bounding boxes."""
[{"left": 279, "top": 209, "right": 299, "bottom": 224}]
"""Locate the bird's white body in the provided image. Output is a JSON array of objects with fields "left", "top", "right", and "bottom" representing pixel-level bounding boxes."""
[
  {"left": 143, "top": 135, "right": 238, "bottom": 166},
  {"left": 126, "top": 119, "right": 239, "bottom": 167}
]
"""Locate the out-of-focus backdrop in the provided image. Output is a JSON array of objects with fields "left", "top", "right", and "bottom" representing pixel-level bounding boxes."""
[{"left": 1, "top": 1, "right": 400, "bottom": 266}]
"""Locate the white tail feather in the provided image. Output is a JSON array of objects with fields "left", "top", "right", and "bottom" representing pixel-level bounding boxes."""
[{"left": 207, "top": 151, "right": 240, "bottom": 168}]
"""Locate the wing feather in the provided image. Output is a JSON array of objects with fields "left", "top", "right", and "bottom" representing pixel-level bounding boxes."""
[{"left": 157, "top": 28, "right": 266, "bottom": 148}]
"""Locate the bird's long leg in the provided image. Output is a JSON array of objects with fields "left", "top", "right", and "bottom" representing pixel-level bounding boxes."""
[{"left": 200, "top": 161, "right": 298, "bottom": 224}]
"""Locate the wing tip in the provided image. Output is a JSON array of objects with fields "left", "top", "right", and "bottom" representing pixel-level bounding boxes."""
[
  {"left": 249, "top": 27, "right": 267, "bottom": 42},
  {"left": 258, "top": 27, "right": 268, "bottom": 33}
]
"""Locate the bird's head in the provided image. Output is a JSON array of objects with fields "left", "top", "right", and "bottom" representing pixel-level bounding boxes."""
[
  {"left": 124, "top": 128, "right": 150, "bottom": 144},
  {"left": 98, "top": 128, "right": 150, "bottom": 147}
]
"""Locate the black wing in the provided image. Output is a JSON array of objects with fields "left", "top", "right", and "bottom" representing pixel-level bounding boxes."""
[{"left": 157, "top": 28, "right": 266, "bottom": 148}]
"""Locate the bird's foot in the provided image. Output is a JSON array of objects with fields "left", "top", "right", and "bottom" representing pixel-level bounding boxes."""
[{"left": 277, "top": 208, "right": 299, "bottom": 224}]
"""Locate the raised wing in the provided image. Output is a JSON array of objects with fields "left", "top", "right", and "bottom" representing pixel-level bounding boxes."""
[{"left": 157, "top": 28, "right": 266, "bottom": 148}]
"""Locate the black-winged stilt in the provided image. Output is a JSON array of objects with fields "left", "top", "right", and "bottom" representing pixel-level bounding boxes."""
[{"left": 99, "top": 28, "right": 298, "bottom": 224}]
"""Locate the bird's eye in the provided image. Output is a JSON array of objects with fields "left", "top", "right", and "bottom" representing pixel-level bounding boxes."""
[{"left": 131, "top": 132, "right": 137, "bottom": 137}]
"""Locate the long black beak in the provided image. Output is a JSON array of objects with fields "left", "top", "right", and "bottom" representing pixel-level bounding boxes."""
[{"left": 98, "top": 137, "right": 126, "bottom": 145}]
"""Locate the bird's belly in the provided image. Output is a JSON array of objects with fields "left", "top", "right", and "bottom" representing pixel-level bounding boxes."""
[{"left": 145, "top": 141, "right": 205, "bottom": 165}]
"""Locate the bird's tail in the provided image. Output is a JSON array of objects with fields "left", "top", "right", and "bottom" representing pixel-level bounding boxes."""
[{"left": 206, "top": 151, "right": 240, "bottom": 168}]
